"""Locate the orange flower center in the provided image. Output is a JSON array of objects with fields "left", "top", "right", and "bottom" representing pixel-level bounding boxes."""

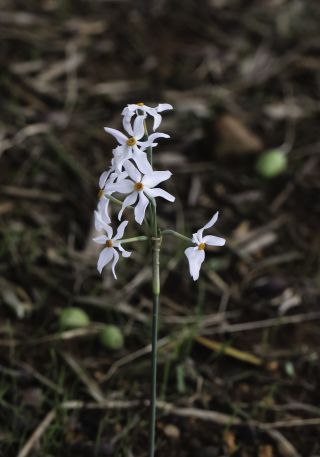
[
  {"left": 126, "top": 137, "right": 137, "bottom": 146},
  {"left": 105, "top": 240, "right": 113, "bottom": 248},
  {"left": 136, "top": 102, "right": 144, "bottom": 106},
  {"left": 134, "top": 182, "right": 144, "bottom": 191},
  {"left": 198, "top": 243, "right": 206, "bottom": 251}
]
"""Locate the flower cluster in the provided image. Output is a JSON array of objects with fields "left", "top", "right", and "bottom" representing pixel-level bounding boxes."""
[
  {"left": 94, "top": 102, "right": 226, "bottom": 280},
  {"left": 94, "top": 102, "right": 174, "bottom": 277}
]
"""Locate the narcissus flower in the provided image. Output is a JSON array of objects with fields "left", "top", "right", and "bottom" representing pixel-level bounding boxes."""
[
  {"left": 97, "top": 167, "right": 127, "bottom": 224},
  {"left": 93, "top": 218, "right": 131, "bottom": 278},
  {"left": 122, "top": 102, "right": 173, "bottom": 131},
  {"left": 104, "top": 116, "right": 169, "bottom": 174},
  {"left": 185, "top": 212, "right": 226, "bottom": 281},
  {"left": 105, "top": 161, "right": 175, "bottom": 225}
]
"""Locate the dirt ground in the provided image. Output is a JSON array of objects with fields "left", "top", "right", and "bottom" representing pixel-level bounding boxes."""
[{"left": 1, "top": 1, "right": 320, "bottom": 456}]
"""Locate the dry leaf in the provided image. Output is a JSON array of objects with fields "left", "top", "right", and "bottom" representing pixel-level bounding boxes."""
[
  {"left": 215, "top": 115, "right": 263, "bottom": 156},
  {"left": 259, "top": 445, "right": 273, "bottom": 457},
  {"left": 223, "top": 430, "right": 237, "bottom": 452}
]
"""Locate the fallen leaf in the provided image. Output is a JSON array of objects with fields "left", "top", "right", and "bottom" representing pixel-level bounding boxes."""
[{"left": 215, "top": 115, "right": 263, "bottom": 156}]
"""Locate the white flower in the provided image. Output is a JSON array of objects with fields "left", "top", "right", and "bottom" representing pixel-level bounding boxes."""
[
  {"left": 93, "top": 218, "right": 131, "bottom": 278},
  {"left": 184, "top": 212, "right": 226, "bottom": 281},
  {"left": 104, "top": 116, "right": 169, "bottom": 174},
  {"left": 105, "top": 161, "right": 175, "bottom": 225},
  {"left": 122, "top": 102, "right": 173, "bottom": 131},
  {"left": 97, "top": 166, "right": 127, "bottom": 224}
]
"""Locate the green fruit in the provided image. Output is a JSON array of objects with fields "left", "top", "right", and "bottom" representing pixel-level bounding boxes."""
[
  {"left": 59, "top": 307, "right": 90, "bottom": 330},
  {"left": 256, "top": 149, "right": 287, "bottom": 178},
  {"left": 99, "top": 325, "right": 124, "bottom": 350}
]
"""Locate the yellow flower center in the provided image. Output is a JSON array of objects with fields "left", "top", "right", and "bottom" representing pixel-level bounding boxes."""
[
  {"left": 126, "top": 137, "right": 137, "bottom": 146},
  {"left": 97, "top": 189, "right": 104, "bottom": 199},
  {"left": 134, "top": 182, "right": 144, "bottom": 191},
  {"left": 105, "top": 240, "right": 113, "bottom": 248},
  {"left": 198, "top": 243, "right": 206, "bottom": 251},
  {"left": 136, "top": 102, "right": 144, "bottom": 106}
]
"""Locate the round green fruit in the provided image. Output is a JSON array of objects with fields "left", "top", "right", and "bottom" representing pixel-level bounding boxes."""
[
  {"left": 99, "top": 325, "right": 124, "bottom": 350},
  {"left": 256, "top": 149, "right": 287, "bottom": 178},
  {"left": 59, "top": 307, "right": 90, "bottom": 330}
]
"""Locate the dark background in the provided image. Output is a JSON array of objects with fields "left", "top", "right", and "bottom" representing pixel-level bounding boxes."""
[{"left": 1, "top": 1, "right": 320, "bottom": 456}]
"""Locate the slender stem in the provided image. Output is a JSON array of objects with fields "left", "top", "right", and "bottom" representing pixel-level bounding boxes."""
[
  {"left": 145, "top": 113, "right": 160, "bottom": 456},
  {"left": 104, "top": 194, "right": 125, "bottom": 207},
  {"left": 120, "top": 236, "right": 149, "bottom": 244},
  {"left": 161, "top": 229, "right": 192, "bottom": 243},
  {"left": 143, "top": 118, "right": 153, "bottom": 166},
  {"left": 149, "top": 235, "right": 160, "bottom": 457}
]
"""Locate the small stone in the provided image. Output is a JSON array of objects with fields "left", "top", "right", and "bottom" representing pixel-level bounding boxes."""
[{"left": 163, "top": 424, "right": 181, "bottom": 440}]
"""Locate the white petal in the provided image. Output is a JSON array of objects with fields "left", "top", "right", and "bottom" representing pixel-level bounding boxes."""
[
  {"left": 97, "top": 247, "right": 113, "bottom": 274},
  {"left": 122, "top": 105, "right": 135, "bottom": 116},
  {"left": 118, "top": 244, "right": 132, "bottom": 258},
  {"left": 196, "top": 211, "right": 219, "bottom": 241},
  {"left": 105, "top": 179, "right": 134, "bottom": 194},
  {"left": 134, "top": 192, "right": 149, "bottom": 224},
  {"left": 157, "top": 103, "right": 173, "bottom": 112},
  {"left": 142, "top": 170, "right": 172, "bottom": 188},
  {"left": 184, "top": 246, "right": 205, "bottom": 281},
  {"left": 192, "top": 233, "right": 200, "bottom": 245},
  {"left": 97, "top": 198, "right": 111, "bottom": 224},
  {"left": 203, "top": 211, "right": 219, "bottom": 230},
  {"left": 132, "top": 147, "right": 153, "bottom": 174},
  {"left": 124, "top": 160, "right": 141, "bottom": 182},
  {"left": 122, "top": 115, "right": 134, "bottom": 136},
  {"left": 104, "top": 127, "right": 127, "bottom": 145},
  {"left": 132, "top": 115, "right": 146, "bottom": 140},
  {"left": 118, "top": 192, "right": 138, "bottom": 220},
  {"left": 114, "top": 170, "right": 129, "bottom": 181},
  {"left": 113, "top": 148, "right": 131, "bottom": 171},
  {"left": 99, "top": 170, "right": 110, "bottom": 189},
  {"left": 144, "top": 187, "right": 175, "bottom": 202},
  {"left": 202, "top": 235, "right": 226, "bottom": 247},
  {"left": 152, "top": 112, "right": 162, "bottom": 131},
  {"left": 113, "top": 220, "right": 128, "bottom": 241},
  {"left": 94, "top": 210, "right": 113, "bottom": 236},
  {"left": 111, "top": 249, "right": 120, "bottom": 279},
  {"left": 138, "top": 132, "right": 170, "bottom": 149},
  {"left": 93, "top": 235, "right": 107, "bottom": 245}
]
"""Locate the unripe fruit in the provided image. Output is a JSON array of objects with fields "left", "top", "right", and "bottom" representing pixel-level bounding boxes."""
[
  {"left": 59, "top": 307, "right": 90, "bottom": 330},
  {"left": 99, "top": 325, "right": 124, "bottom": 350},
  {"left": 256, "top": 149, "right": 287, "bottom": 178}
]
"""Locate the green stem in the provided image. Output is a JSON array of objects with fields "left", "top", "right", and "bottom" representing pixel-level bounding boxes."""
[
  {"left": 161, "top": 229, "right": 192, "bottom": 243},
  {"left": 149, "top": 235, "right": 160, "bottom": 457},
  {"left": 104, "top": 194, "right": 125, "bottom": 207},
  {"left": 142, "top": 117, "right": 160, "bottom": 457},
  {"left": 143, "top": 118, "right": 153, "bottom": 166},
  {"left": 120, "top": 236, "right": 149, "bottom": 244}
]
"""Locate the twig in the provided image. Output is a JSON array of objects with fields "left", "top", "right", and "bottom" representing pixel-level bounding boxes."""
[
  {"left": 17, "top": 409, "right": 56, "bottom": 457},
  {"left": 205, "top": 311, "right": 320, "bottom": 335},
  {"left": 60, "top": 351, "right": 105, "bottom": 403}
]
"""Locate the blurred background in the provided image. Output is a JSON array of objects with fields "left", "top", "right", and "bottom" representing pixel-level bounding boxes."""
[{"left": 1, "top": 0, "right": 320, "bottom": 456}]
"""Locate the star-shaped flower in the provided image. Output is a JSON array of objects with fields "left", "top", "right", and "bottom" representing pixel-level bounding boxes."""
[
  {"left": 185, "top": 212, "right": 226, "bottom": 281},
  {"left": 105, "top": 161, "right": 175, "bottom": 225},
  {"left": 122, "top": 102, "right": 173, "bottom": 131},
  {"left": 96, "top": 166, "right": 127, "bottom": 224},
  {"left": 104, "top": 116, "right": 169, "bottom": 174},
  {"left": 93, "top": 216, "right": 131, "bottom": 278}
]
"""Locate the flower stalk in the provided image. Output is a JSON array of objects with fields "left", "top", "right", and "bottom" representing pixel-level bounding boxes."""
[{"left": 93, "top": 102, "right": 226, "bottom": 455}]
